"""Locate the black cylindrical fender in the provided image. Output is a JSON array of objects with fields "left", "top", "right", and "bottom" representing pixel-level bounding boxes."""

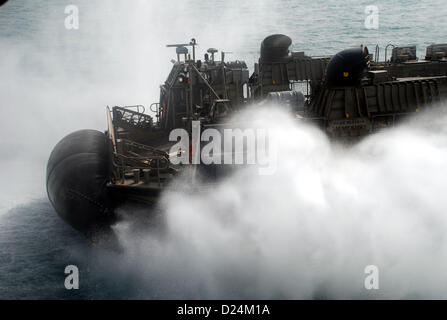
[
  {"left": 326, "top": 47, "right": 369, "bottom": 87},
  {"left": 46, "top": 129, "right": 114, "bottom": 233},
  {"left": 260, "top": 34, "right": 292, "bottom": 62}
]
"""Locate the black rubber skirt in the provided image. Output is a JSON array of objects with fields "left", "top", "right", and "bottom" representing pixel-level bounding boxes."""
[{"left": 46, "top": 130, "right": 114, "bottom": 233}]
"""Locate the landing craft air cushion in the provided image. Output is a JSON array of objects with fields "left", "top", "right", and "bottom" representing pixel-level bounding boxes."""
[{"left": 46, "top": 35, "right": 447, "bottom": 236}]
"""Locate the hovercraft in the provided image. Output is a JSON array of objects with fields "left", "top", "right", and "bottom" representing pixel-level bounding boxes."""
[{"left": 47, "top": 35, "right": 447, "bottom": 235}]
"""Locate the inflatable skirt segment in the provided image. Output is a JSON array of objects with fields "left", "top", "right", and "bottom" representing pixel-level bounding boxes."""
[{"left": 46, "top": 130, "right": 114, "bottom": 233}]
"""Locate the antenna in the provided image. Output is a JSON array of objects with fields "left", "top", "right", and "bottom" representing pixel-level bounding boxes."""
[
  {"left": 167, "top": 38, "right": 198, "bottom": 62},
  {"left": 207, "top": 48, "right": 218, "bottom": 62}
]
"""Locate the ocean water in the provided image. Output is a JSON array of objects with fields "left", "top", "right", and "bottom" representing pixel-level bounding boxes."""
[{"left": 1, "top": 0, "right": 447, "bottom": 299}]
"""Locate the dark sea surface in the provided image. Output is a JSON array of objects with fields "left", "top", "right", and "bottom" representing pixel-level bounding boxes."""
[{"left": 1, "top": 0, "right": 447, "bottom": 299}]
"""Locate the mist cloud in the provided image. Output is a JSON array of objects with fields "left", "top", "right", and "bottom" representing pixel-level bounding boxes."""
[{"left": 111, "top": 106, "right": 447, "bottom": 299}]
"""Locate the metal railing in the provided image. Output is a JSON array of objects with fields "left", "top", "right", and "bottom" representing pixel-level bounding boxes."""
[
  {"left": 112, "top": 106, "right": 153, "bottom": 130},
  {"left": 112, "top": 138, "right": 171, "bottom": 186}
]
